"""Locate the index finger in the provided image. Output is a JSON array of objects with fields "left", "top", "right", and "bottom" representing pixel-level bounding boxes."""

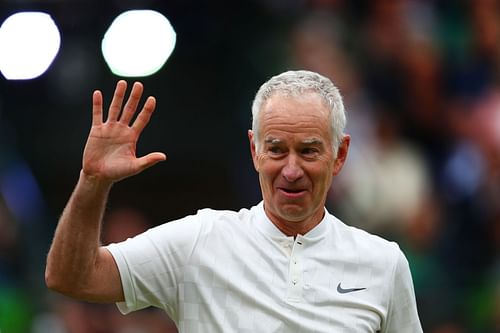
[{"left": 131, "top": 96, "right": 156, "bottom": 133}]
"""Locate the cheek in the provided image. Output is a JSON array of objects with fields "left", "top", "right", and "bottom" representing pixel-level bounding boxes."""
[
  {"left": 257, "top": 158, "right": 281, "bottom": 183},
  {"left": 310, "top": 162, "right": 334, "bottom": 185}
]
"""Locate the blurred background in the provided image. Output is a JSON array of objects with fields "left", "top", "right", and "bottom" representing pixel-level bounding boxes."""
[{"left": 0, "top": 0, "right": 499, "bottom": 332}]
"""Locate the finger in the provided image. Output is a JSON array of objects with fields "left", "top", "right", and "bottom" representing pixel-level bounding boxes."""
[
  {"left": 92, "top": 90, "right": 103, "bottom": 126},
  {"left": 132, "top": 96, "right": 156, "bottom": 133},
  {"left": 107, "top": 80, "right": 127, "bottom": 122},
  {"left": 120, "top": 82, "right": 143, "bottom": 125},
  {"left": 136, "top": 152, "right": 167, "bottom": 172}
]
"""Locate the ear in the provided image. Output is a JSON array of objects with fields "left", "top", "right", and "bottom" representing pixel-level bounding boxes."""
[
  {"left": 332, "top": 134, "right": 350, "bottom": 176},
  {"left": 248, "top": 130, "right": 259, "bottom": 172}
]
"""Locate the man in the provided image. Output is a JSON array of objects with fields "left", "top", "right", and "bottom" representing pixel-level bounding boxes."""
[{"left": 46, "top": 70, "right": 422, "bottom": 332}]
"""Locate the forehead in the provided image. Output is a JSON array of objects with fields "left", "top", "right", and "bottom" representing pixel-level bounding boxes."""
[{"left": 259, "top": 92, "right": 331, "bottom": 140}]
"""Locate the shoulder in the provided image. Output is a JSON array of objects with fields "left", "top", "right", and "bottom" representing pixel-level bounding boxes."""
[
  {"left": 327, "top": 214, "right": 403, "bottom": 265},
  {"left": 152, "top": 205, "right": 257, "bottom": 236},
  {"left": 149, "top": 205, "right": 254, "bottom": 232},
  {"left": 191, "top": 205, "right": 259, "bottom": 237},
  {"left": 195, "top": 206, "right": 254, "bottom": 222}
]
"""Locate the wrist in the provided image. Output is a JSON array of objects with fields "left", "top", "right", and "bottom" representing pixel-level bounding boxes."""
[{"left": 79, "top": 170, "right": 114, "bottom": 192}]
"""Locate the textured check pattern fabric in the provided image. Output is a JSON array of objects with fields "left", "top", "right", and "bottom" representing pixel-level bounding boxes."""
[{"left": 107, "top": 202, "right": 422, "bottom": 332}]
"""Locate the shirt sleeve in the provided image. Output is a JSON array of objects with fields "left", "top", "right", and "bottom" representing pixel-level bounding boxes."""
[
  {"left": 382, "top": 247, "right": 423, "bottom": 332},
  {"left": 106, "top": 213, "right": 204, "bottom": 319}
]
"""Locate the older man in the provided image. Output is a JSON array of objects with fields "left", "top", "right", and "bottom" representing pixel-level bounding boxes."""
[{"left": 46, "top": 70, "right": 422, "bottom": 332}]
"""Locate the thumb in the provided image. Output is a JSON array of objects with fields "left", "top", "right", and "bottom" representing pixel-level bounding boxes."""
[{"left": 136, "top": 152, "right": 167, "bottom": 172}]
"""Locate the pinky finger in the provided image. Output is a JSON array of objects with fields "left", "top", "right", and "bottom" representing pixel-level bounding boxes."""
[
  {"left": 132, "top": 96, "right": 156, "bottom": 132},
  {"left": 92, "top": 90, "right": 104, "bottom": 126}
]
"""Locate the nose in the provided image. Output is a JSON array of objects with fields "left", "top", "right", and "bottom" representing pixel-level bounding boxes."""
[{"left": 281, "top": 154, "right": 304, "bottom": 182}]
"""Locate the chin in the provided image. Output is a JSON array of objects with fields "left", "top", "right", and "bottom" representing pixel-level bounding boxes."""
[{"left": 278, "top": 207, "right": 309, "bottom": 222}]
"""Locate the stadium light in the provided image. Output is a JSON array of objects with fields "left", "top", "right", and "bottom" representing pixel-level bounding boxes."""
[
  {"left": 101, "top": 10, "right": 176, "bottom": 77},
  {"left": 0, "top": 12, "right": 61, "bottom": 80}
]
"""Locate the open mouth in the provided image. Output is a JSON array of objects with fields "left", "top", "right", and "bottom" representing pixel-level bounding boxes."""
[
  {"left": 282, "top": 188, "right": 303, "bottom": 193},
  {"left": 279, "top": 188, "right": 306, "bottom": 197}
]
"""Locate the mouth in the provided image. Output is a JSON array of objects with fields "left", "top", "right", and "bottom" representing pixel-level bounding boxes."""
[{"left": 278, "top": 187, "right": 307, "bottom": 198}]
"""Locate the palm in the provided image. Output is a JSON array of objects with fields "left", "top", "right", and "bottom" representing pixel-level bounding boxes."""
[
  {"left": 82, "top": 81, "right": 165, "bottom": 183},
  {"left": 84, "top": 122, "right": 137, "bottom": 180}
]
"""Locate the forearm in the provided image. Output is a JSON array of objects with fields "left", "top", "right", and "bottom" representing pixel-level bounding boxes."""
[{"left": 45, "top": 170, "right": 112, "bottom": 298}]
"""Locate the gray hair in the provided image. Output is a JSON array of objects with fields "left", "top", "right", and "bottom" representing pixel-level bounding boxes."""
[{"left": 251, "top": 70, "right": 347, "bottom": 156}]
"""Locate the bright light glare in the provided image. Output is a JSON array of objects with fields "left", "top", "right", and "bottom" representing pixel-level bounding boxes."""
[
  {"left": 0, "top": 12, "right": 61, "bottom": 80},
  {"left": 102, "top": 10, "right": 176, "bottom": 77}
]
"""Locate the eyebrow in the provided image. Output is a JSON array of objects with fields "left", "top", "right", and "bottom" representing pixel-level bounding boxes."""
[
  {"left": 302, "top": 138, "right": 323, "bottom": 145},
  {"left": 264, "top": 138, "right": 282, "bottom": 145},
  {"left": 263, "top": 138, "right": 323, "bottom": 145}
]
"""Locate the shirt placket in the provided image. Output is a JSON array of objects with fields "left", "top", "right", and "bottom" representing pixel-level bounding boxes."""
[{"left": 286, "top": 236, "right": 305, "bottom": 302}]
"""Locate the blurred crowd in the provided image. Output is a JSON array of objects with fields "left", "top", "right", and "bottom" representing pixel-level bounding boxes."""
[{"left": 1, "top": 0, "right": 499, "bottom": 332}]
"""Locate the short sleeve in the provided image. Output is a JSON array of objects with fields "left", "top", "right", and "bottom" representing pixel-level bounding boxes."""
[
  {"left": 106, "top": 213, "right": 203, "bottom": 319},
  {"left": 382, "top": 247, "right": 423, "bottom": 332}
]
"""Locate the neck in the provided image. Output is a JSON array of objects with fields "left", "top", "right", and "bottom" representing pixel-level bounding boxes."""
[{"left": 264, "top": 208, "right": 325, "bottom": 237}]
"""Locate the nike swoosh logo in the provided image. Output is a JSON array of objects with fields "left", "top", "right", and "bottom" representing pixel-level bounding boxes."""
[{"left": 337, "top": 282, "right": 366, "bottom": 294}]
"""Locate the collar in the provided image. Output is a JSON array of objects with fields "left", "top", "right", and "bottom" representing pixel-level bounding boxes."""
[{"left": 253, "top": 201, "right": 329, "bottom": 243}]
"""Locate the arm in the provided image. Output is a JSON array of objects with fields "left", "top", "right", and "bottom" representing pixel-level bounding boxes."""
[
  {"left": 45, "top": 81, "right": 166, "bottom": 302},
  {"left": 383, "top": 249, "right": 423, "bottom": 332}
]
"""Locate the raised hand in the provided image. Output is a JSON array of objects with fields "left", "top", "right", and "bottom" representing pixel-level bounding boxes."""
[{"left": 82, "top": 80, "right": 166, "bottom": 184}]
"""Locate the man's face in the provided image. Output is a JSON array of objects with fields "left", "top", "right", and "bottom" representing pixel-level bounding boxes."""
[{"left": 249, "top": 92, "right": 349, "bottom": 232}]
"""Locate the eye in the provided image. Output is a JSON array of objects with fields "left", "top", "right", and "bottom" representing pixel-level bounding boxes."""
[
  {"left": 269, "top": 146, "right": 284, "bottom": 155},
  {"left": 301, "top": 147, "right": 318, "bottom": 155}
]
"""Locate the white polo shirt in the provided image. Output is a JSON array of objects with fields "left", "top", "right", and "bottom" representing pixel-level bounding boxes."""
[{"left": 107, "top": 202, "right": 422, "bottom": 332}]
